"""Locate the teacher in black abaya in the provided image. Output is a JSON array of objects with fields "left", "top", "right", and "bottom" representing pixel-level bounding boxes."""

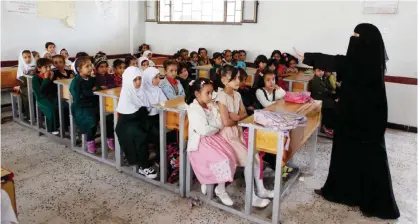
[{"left": 294, "top": 23, "right": 400, "bottom": 219}]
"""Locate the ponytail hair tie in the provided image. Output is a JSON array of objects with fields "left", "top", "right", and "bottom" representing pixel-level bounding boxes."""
[{"left": 189, "top": 80, "right": 195, "bottom": 86}]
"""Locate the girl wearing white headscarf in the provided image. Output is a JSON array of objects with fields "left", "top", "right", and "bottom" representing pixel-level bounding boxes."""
[
  {"left": 17, "top": 50, "right": 36, "bottom": 119},
  {"left": 116, "top": 66, "right": 158, "bottom": 179},
  {"left": 142, "top": 50, "right": 155, "bottom": 67},
  {"left": 142, "top": 67, "right": 167, "bottom": 115},
  {"left": 137, "top": 57, "right": 149, "bottom": 72}
]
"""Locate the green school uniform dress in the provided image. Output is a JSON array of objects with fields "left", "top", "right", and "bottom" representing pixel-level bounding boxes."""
[{"left": 32, "top": 74, "right": 59, "bottom": 132}]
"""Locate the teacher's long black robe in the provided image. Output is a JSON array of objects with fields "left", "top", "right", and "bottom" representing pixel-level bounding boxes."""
[{"left": 303, "top": 53, "right": 400, "bottom": 219}]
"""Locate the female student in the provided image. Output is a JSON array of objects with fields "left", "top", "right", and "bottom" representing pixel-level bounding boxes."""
[
  {"left": 252, "top": 55, "right": 268, "bottom": 89},
  {"left": 216, "top": 65, "right": 273, "bottom": 208},
  {"left": 186, "top": 78, "right": 238, "bottom": 206},
  {"left": 112, "top": 59, "right": 126, "bottom": 87},
  {"left": 60, "top": 48, "right": 72, "bottom": 69},
  {"left": 143, "top": 50, "right": 155, "bottom": 67},
  {"left": 255, "top": 69, "right": 286, "bottom": 109},
  {"left": 176, "top": 63, "right": 190, "bottom": 96},
  {"left": 187, "top": 51, "right": 199, "bottom": 78},
  {"left": 116, "top": 67, "right": 158, "bottom": 179},
  {"left": 94, "top": 53, "right": 116, "bottom": 90},
  {"left": 17, "top": 50, "right": 36, "bottom": 120},
  {"left": 69, "top": 56, "right": 115, "bottom": 154},
  {"left": 125, "top": 55, "right": 138, "bottom": 67},
  {"left": 209, "top": 52, "right": 223, "bottom": 82},
  {"left": 178, "top": 49, "right": 189, "bottom": 62},
  {"left": 32, "top": 58, "right": 60, "bottom": 134},
  {"left": 198, "top": 48, "right": 210, "bottom": 65},
  {"left": 159, "top": 60, "right": 185, "bottom": 99},
  {"left": 138, "top": 57, "right": 149, "bottom": 72},
  {"left": 52, "top": 55, "right": 74, "bottom": 79},
  {"left": 270, "top": 50, "right": 287, "bottom": 75},
  {"left": 222, "top": 49, "right": 233, "bottom": 66},
  {"left": 285, "top": 55, "right": 299, "bottom": 74}
]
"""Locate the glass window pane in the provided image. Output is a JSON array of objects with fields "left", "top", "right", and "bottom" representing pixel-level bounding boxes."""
[
  {"left": 202, "top": 15, "right": 212, "bottom": 21},
  {"left": 183, "top": 3, "right": 192, "bottom": 16},
  {"left": 183, "top": 0, "right": 192, "bottom": 3},
  {"left": 192, "top": 11, "right": 202, "bottom": 21},
  {"left": 235, "top": 0, "right": 242, "bottom": 10},
  {"left": 202, "top": 2, "right": 212, "bottom": 16},
  {"left": 226, "top": 15, "right": 234, "bottom": 22},
  {"left": 213, "top": 0, "right": 223, "bottom": 11},
  {"left": 172, "top": 11, "right": 182, "bottom": 21},
  {"left": 235, "top": 11, "right": 241, "bottom": 22},
  {"left": 172, "top": 0, "right": 183, "bottom": 12},
  {"left": 213, "top": 9, "right": 223, "bottom": 21},
  {"left": 192, "top": 0, "right": 202, "bottom": 10},
  {"left": 227, "top": 2, "right": 235, "bottom": 16}
]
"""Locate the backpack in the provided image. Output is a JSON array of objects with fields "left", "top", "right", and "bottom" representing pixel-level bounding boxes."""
[{"left": 167, "top": 142, "right": 180, "bottom": 183}]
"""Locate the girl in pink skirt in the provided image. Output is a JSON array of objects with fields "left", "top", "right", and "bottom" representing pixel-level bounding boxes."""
[
  {"left": 216, "top": 65, "right": 273, "bottom": 208},
  {"left": 186, "top": 78, "right": 238, "bottom": 206}
]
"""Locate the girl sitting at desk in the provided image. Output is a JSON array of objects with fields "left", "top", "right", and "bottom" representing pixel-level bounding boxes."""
[
  {"left": 93, "top": 52, "right": 116, "bottom": 90},
  {"left": 255, "top": 69, "right": 286, "bottom": 109},
  {"left": 160, "top": 60, "right": 185, "bottom": 99},
  {"left": 216, "top": 65, "right": 272, "bottom": 208},
  {"left": 17, "top": 50, "right": 36, "bottom": 120},
  {"left": 70, "top": 56, "right": 115, "bottom": 154}
]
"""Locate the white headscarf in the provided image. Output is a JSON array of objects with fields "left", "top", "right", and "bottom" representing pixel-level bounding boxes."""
[
  {"left": 71, "top": 58, "right": 78, "bottom": 74},
  {"left": 117, "top": 66, "right": 149, "bottom": 114},
  {"left": 137, "top": 57, "right": 149, "bottom": 71},
  {"left": 17, "top": 50, "right": 35, "bottom": 80},
  {"left": 142, "top": 67, "right": 167, "bottom": 106},
  {"left": 143, "top": 50, "right": 155, "bottom": 66}
]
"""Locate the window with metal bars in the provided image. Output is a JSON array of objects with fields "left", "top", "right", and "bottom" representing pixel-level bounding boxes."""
[{"left": 145, "top": 0, "right": 258, "bottom": 24}]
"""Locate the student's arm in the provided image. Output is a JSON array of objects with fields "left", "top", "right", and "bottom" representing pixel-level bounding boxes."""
[
  {"left": 32, "top": 77, "right": 42, "bottom": 99},
  {"left": 69, "top": 79, "right": 81, "bottom": 108},
  {"left": 302, "top": 53, "right": 345, "bottom": 73},
  {"left": 275, "top": 87, "right": 286, "bottom": 99},
  {"left": 238, "top": 99, "right": 248, "bottom": 119},
  {"left": 218, "top": 102, "right": 237, "bottom": 127},
  {"left": 160, "top": 81, "right": 176, "bottom": 100},
  {"left": 178, "top": 83, "right": 185, "bottom": 96},
  {"left": 256, "top": 89, "right": 274, "bottom": 108},
  {"left": 188, "top": 107, "right": 220, "bottom": 136}
]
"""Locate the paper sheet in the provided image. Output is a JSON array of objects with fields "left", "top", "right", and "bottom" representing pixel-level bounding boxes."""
[
  {"left": 363, "top": 0, "right": 399, "bottom": 14},
  {"left": 37, "top": 1, "right": 76, "bottom": 28},
  {"left": 5, "top": 1, "right": 37, "bottom": 15},
  {"left": 95, "top": 0, "right": 118, "bottom": 21}
]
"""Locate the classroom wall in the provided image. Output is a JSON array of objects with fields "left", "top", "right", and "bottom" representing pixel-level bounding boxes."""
[
  {"left": 1, "top": 1, "right": 145, "bottom": 60},
  {"left": 145, "top": 1, "right": 417, "bottom": 127}
]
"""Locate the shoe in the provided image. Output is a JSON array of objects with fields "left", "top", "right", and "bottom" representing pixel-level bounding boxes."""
[
  {"left": 138, "top": 167, "right": 158, "bottom": 179},
  {"left": 258, "top": 189, "right": 274, "bottom": 199},
  {"left": 87, "top": 140, "right": 96, "bottom": 154},
  {"left": 107, "top": 138, "right": 115, "bottom": 150},
  {"left": 51, "top": 131, "right": 59, "bottom": 135},
  {"left": 201, "top": 184, "right": 207, "bottom": 195},
  {"left": 314, "top": 189, "right": 323, "bottom": 196},
  {"left": 215, "top": 186, "right": 233, "bottom": 206},
  {"left": 252, "top": 194, "right": 270, "bottom": 208}
]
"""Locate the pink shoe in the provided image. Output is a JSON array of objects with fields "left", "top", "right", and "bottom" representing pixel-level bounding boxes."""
[
  {"left": 107, "top": 138, "right": 115, "bottom": 150},
  {"left": 87, "top": 140, "right": 96, "bottom": 154}
]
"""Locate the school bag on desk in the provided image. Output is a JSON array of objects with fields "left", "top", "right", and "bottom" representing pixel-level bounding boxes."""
[{"left": 284, "top": 92, "right": 312, "bottom": 104}]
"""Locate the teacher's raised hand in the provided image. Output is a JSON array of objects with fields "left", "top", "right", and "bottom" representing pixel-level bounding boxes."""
[{"left": 293, "top": 47, "right": 304, "bottom": 61}]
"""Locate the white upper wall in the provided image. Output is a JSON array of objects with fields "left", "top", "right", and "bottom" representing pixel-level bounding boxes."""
[
  {"left": 145, "top": 1, "right": 417, "bottom": 78},
  {"left": 1, "top": 1, "right": 145, "bottom": 60}
]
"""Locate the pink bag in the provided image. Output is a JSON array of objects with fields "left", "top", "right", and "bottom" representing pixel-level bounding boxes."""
[{"left": 284, "top": 92, "right": 312, "bottom": 104}]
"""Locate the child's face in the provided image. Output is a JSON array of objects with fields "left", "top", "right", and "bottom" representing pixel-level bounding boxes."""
[
  {"left": 224, "top": 52, "right": 232, "bottom": 62},
  {"left": 147, "top": 53, "right": 152, "bottom": 59},
  {"left": 97, "top": 63, "right": 108, "bottom": 75},
  {"left": 199, "top": 50, "right": 207, "bottom": 57},
  {"left": 289, "top": 60, "right": 297, "bottom": 68},
  {"left": 269, "top": 64, "right": 276, "bottom": 71},
  {"left": 191, "top": 54, "right": 198, "bottom": 62},
  {"left": 196, "top": 84, "right": 213, "bottom": 104},
  {"left": 22, "top": 53, "right": 32, "bottom": 64},
  {"left": 223, "top": 72, "right": 241, "bottom": 90},
  {"left": 233, "top": 53, "right": 239, "bottom": 61},
  {"left": 214, "top": 57, "right": 222, "bottom": 65},
  {"left": 141, "top": 61, "right": 149, "bottom": 70},
  {"left": 182, "top": 51, "right": 189, "bottom": 60},
  {"left": 115, "top": 63, "right": 126, "bottom": 75},
  {"left": 165, "top": 64, "right": 178, "bottom": 79},
  {"left": 179, "top": 68, "right": 188, "bottom": 79},
  {"left": 143, "top": 45, "right": 149, "bottom": 51},
  {"left": 324, "top": 71, "right": 331, "bottom": 77},
  {"left": 152, "top": 74, "right": 160, "bottom": 86},
  {"left": 239, "top": 52, "right": 246, "bottom": 61},
  {"left": 239, "top": 76, "right": 248, "bottom": 88},
  {"left": 47, "top": 45, "right": 56, "bottom": 54},
  {"left": 79, "top": 61, "right": 93, "bottom": 76},
  {"left": 259, "top": 62, "right": 267, "bottom": 70},
  {"left": 33, "top": 53, "right": 40, "bottom": 61},
  {"left": 264, "top": 74, "right": 275, "bottom": 90},
  {"left": 314, "top": 69, "right": 324, "bottom": 77},
  {"left": 44, "top": 52, "right": 52, "bottom": 59},
  {"left": 53, "top": 57, "right": 65, "bottom": 70},
  {"left": 175, "top": 57, "right": 182, "bottom": 62},
  {"left": 130, "top": 59, "right": 138, "bottom": 67},
  {"left": 133, "top": 76, "right": 142, "bottom": 89},
  {"left": 60, "top": 50, "right": 69, "bottom": 59},
  {"left": 273, "top": 53, "right": 281, "bottom": 61},
  {"left": 38, "top": 64, "right": 51, "bottom": 75}
]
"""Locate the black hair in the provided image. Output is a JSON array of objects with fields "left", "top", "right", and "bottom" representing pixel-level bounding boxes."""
[
  {"left": 177, "top": 63, "right": 188, "bottom": 75},
  {"left": 52, "top": 54, "right": 65, "bottom": 61},
  {"left": 178, "top": 48, "right": 189, "bottom": 55},
  {"left": 270, "top": 50, "right": 282, "bottom": 59},
  {"left": 22, "top": 50, "right": 31, "bottom": 55},
  {"left": 222, "top": 49, "right": 232, "bottom": 58},
  {"left": 238, "top": 67, "right": 248, "bottom": 80},
  {"left": 239, "top": 50, "right": 246, "bottom": 55},
  {"left": 285, "top": 54, "right": 299, "bottom": 67},
  {"left": 32, "top": 51, "right": 39, "bottom": 56},
  {"left": 198, "top": 48, "right": 207, "bottom": 55},
  {"left": 60, "top": 48, "right": 68, "bottom": 54},
  {"left": 163, "top": 59, "right": 178, "bottom": 70},
  {"left": 190, "top": 51, "right": 198, "bottom": 58},
  {"left": 75, "top": 52, "right": 89, "bottom": 58},
  {"left": 113, "top": 59, "right": 125, "bottom": 68},
  {"left": 254, "top": 55, "right": 268, "bottom": 68},
  {"left": 36, "top": 58, "right": 52, "bottom": 69},
  {"left": 45, "top": 42, "right": 55, "bottom": 49},
  {"left": 185, "top": 78, "right": 213, "bottom": 105},
  {"left": 267, "top": 58, "right": 278, "bottom": 67},
  {"left": 212, "top": 52, "right": 222, "bottom": 60},
  {"left": 255, "top": 68, "right": 275, "bottom": 88},
  {"left": 216, "top": 65, "right": 244, "bottom": 89},
  {"left": 138, "top": 44, "right": 150, "bottom": 53},
  {"left": 74, "top": 56, "right": 92, "bottom": 74},
  {"left": 125, "top": 55, "right": 137, "bottom": 65},
  {"left": 171, "top": 53, "right": 182, "bottom": 60}
]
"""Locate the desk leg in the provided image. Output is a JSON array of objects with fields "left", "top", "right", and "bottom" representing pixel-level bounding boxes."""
[
  {"left": 178, "top": 112, "right": 186, "bottom": 197},
  {"left": 288, "top": 81, "right": 293, "bottom": 92},
  {"left": 17, "top": 94, "right": 24, "bottom": 122},
  {"left": 159, "top": 110, "right": 167, "bottom": 184},
  {"left": 271, "top": 131, "right": 285, "bottom": 224},
  {"left": 308, "top": 128, "right": 318, "bottom": 175},
  {"left": 27, "top": 81, "right": 35, "bottom": 126},
  {"left": 303, "top": 82, "right": 307, "bottom": 92},
  {"left": 68, "top": 96, "right": 76, "bottom": 149},
  {"left": 57, "top": 85, "right": 65, "bottom": 138},
  {"left": 113, "top": 98, "right": 121, "bottom": 171},
  {"left": 35, "top": 102, "right": 41, "bottom": 132},
  {"left": 99, "top": 96, "right": 108, "bottom": 159},
  {"left": 186, "top": 152, "right": 192, "bottom": 197},
  {"left": 244, "top": 127, "right": 256, "bottom": 215}
]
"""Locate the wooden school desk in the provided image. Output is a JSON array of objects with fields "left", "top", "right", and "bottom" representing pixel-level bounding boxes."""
[
  {"left": 154, "top": 96, "right": 188, "bottom": 197},
  {"left": 152, "top": 56, "right": 169, "bottom": 66},
  {"left": 193, "top": 65, "right": 255, "bottom": 86},
  {"left": 54, "top": 78, "right": 72, "bottom": 139},
  {"left": 1, "top": 67, "right": 20, "bottom": 89},
  {"left": 184, "top": 99, "right": 321, "bottom": 224},
  {"left": 92, "top": 88, "right": 122, "bottom": 169},
  {"left": 283, "top": 72, "right": 313, "bottom": 92}
]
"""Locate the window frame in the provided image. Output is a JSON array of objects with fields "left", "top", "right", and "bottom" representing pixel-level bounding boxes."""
[{"left": 144, "top": 0, "right": 258, "bottom": 25}]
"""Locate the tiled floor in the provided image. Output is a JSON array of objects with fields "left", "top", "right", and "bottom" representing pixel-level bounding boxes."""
[{"left": 1, "top": 120, "right": 416, "bottom": 224}]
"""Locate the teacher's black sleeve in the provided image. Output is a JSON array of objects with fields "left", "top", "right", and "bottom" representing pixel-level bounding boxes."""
[{"left": 303, "top": 53, "right": 345, "bottom": 73}]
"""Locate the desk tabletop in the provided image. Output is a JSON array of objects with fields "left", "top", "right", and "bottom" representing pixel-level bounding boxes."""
[
  {"left": 1, "top": 67, "right": 18, "bottom": 72},
  {"left": 154, "top": 96, "right": 187, "bottom": 112},
  {"left": 54, "top": 78, "right": 73, "bottom": 86},
  {"left": 94, "top": 87, "right": 121, "bottom": 99},
  {"left": 283, "top": 72, "right": 313, "bottom": 82},
  {"left": 193, "top": 65, "right": 212, "bottom": 71}
]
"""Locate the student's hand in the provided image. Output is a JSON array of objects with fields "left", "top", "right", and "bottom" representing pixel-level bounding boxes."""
[
  {"left": 100, "top": 86, "right": 108, "bottom": 90},
  {"left": 247, "top": 106, "right": 254, "bottom": 111},
  {"left": 92, "top": 87, "right": 97, "bottom": 91},
  {"left": 335, "top": 98, "right": 339, "bottom": 102},
  {"left": 293, "top": 47, "right": 304, "bottom": 60},
  {"left": 336, "top": 82, "right": 341, "bottom": 87},
  {"left": 229, "top": 112, "right": 241, "bottom": 121},
  {"left": 49, "top": 71, "right": 55, "bottom": 80}
]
